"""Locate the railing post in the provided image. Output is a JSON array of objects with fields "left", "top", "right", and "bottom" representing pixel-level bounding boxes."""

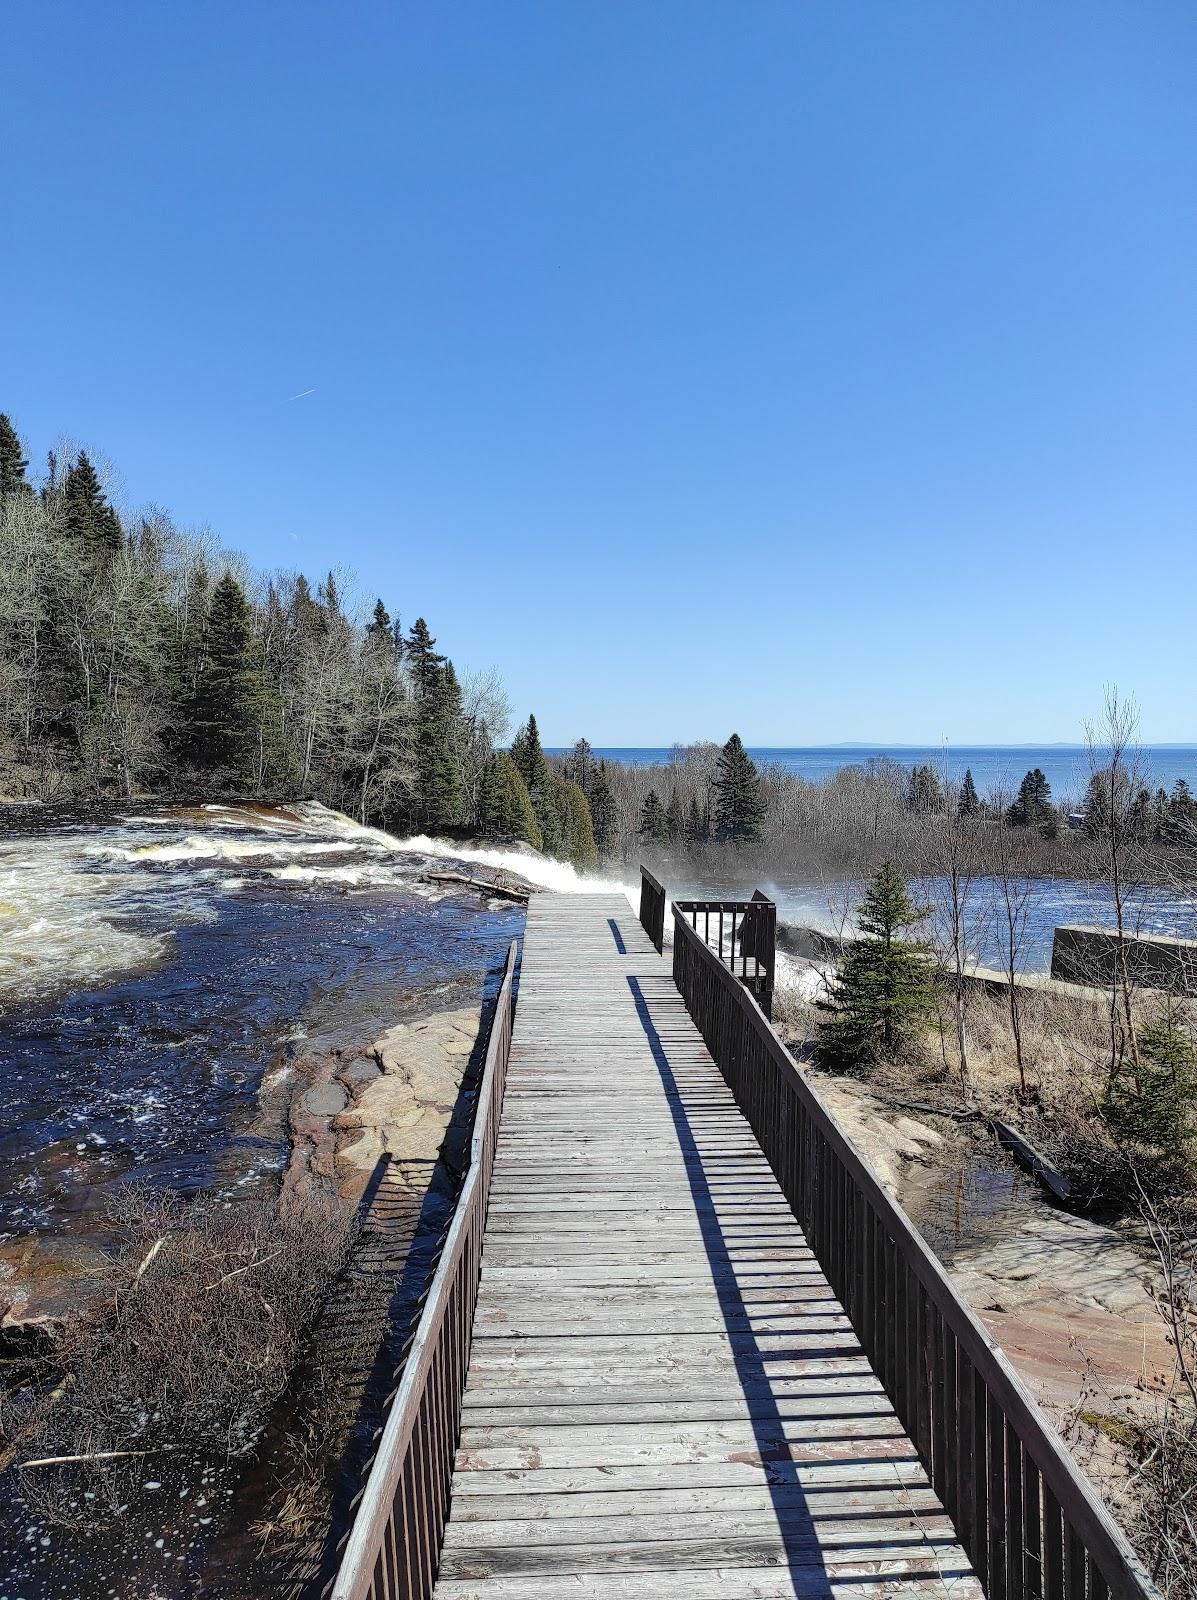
[{"left": 639, "top": 865, "right": 666, "bottom": 953}]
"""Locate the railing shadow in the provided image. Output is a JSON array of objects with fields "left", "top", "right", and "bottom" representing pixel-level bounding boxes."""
[{"left": 626, "top": 967, "right": 903, "bottom": 1595}]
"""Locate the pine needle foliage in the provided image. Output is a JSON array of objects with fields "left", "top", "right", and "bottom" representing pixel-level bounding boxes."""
[
  {"left": 817, "top": 860, "right": 938, "bottom": 1071},
  {"left": 712, "top": 733, "right": 765, "bottom": 842}
]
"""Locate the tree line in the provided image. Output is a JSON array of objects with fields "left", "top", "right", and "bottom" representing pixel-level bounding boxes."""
[{"left": 0, "top": 412, "right": 600, "bottom": 865}]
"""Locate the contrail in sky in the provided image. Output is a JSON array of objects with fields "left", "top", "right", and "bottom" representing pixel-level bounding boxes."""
[{"left": 287, "top": 388, "right": 316, "bottom": 401}]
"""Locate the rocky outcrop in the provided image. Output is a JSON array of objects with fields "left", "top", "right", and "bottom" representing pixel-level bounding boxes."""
[{"left": 282, "top": 1005, "right": 484, "bottom": 1211}]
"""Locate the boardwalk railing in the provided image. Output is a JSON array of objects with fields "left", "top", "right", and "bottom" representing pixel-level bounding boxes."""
[
  {"left": 671, "top": 908, "right": 1160, "bottom": 1600},
  {"left": 330, "top": 940, "right": 520, "bottom": 1600},
  {"left": 638, "top": 865, "right": 666, "bottom": 953},
  {"left": 674, "top": 891, "right": 777, "bottom": 1016}
]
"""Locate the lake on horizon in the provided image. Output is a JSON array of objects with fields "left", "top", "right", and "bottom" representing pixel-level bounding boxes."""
[{"left": 552, "top": 744, "right": 1197, "bottom": 805}]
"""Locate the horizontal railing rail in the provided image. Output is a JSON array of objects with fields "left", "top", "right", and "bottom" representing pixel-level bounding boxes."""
[
  {"left": 674, "top": 892, "right": 777, "bottom": 1016},
  {"left": 638, "top": 865, "right": 666, "bottom": 953},
  {"left": 330, "top": 939, "right": 520, "bottom": 1600},
  {"left": 671, "top": 908, "right": 1160, "bottom": 1600}
]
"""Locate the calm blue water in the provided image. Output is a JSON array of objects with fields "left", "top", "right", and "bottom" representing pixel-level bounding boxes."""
[{"left": 555, "top": 745, "right": 1197, "bottom": 805}]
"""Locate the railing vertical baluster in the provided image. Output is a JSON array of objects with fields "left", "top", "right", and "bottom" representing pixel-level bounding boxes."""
[
  {"left": 974, "top": 1365, "right": 991, "bottom": 1590},
  {"left": 989, "top": 1390, "right": 1008, "bottom": 1600},
  {"left": 1006, "top": 1422, "right": 1026, "bottom": 1600},
  {"left": 1024, "top": 1455, "right": 1043, "bottom": 1599},
  {"left": 1045, "top": 1486, "right": 1065, "bottom": 1600},
  {"left": 958, "top": 1348, "right": 978, "bottom": 1567}
]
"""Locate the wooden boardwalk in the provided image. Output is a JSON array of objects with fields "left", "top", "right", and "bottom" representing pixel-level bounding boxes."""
[{"left": 432, "top": 893, "right": 981, "bottom": 1600}]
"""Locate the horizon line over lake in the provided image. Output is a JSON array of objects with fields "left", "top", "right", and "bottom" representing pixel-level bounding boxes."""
[{"left": 548, "top": 745, "right": 1197, "bottom": 803}]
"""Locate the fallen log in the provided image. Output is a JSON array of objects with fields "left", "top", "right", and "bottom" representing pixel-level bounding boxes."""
[{"left": 421, "top": 871, "right": 531, "bottom": 903}]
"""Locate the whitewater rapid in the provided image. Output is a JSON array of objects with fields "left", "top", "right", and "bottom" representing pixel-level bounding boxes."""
[{"left": 0, "top": 803, "right": 645, "bottom": 1004}]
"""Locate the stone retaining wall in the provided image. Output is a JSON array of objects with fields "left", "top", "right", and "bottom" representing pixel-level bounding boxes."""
[{"left": 1051, "top": 923, "right": 1197, "bottom": 995}]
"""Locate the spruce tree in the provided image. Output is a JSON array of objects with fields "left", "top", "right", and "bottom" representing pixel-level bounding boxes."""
[
  {"left": 686, "top": 793, "right": 705, "bottom": 845},
  {"left": 587, "top": 761, "right": 616, "bottom": 855},
  {"left": 1166, "top": 778, "right": 1197, "bottom": 844},
  {"left": 62, "top": 452, "right": 123, "bottom": 556},
  {"left": 555, "top": 777, "right": 598, "bottom": 870},
  {"left": 478, "top": 753, "right": 543, "bottom": 848},
  {"left": 639, "top": 788, "right": 666, "bottom": 840},
  {"left": 957, "top": 768, "right": 981, "bottom": 818},
  {"left": 407, "top": 618, "right": 465, "bottom": 830},
  {"left": 1102, "top": 1018, "right": 1197, "bottom": 1169},
  {"left": 665, "top": 787, "right": 684, "bottom": 841},
  {"left": 907, "top": 763, "right": 945, "bottom": 814},
  {"left": 1007, "top": 768, "right": 1054, "bottom": 833},
  {"left": 0, "top": 414, "right": 31, "bottom": 498},
  {"left": 510, "top": 713, "right": 548, "bottom": 792},
  {"left": 569, "top": 737, "right": 594, "bottom": 794},
  {"left": 184, "top": 573, "right": 259, "bottom": 778},
  {"left": 509, "top": 714, "right": 560, "bottom": 854},
  {"left": 816, "top": 861, "right": 938, "bottom": 1071},
  {"left": 712, "top": 734, "right": 765, "bottom": 842},
  {"left": 367, "top": 599, "right": 391, "bottom": 637}
]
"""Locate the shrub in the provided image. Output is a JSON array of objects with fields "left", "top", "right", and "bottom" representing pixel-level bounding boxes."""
[
  {"left": 816, "top": 860, "right": 939, "bottom": 1072},
  {"left": 4, "top": 1183, "right": 353, "bottom": 1528},
  {"left": 1102, "top": 1019, "right": 1197, "bottom": 1172}
]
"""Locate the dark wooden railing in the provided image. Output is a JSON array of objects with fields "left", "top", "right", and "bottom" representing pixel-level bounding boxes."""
[
  {"left": 671, "top": 909, "right": 1160, "bottom": 1600},
  {"left": 638, "top": 865, "right": 666, "bottom": 953},
  {"left": 674, "top": 891, "right": 777, "bottom": 1016},
  {"left": 330, "top": 940, "right": 519, "bottom": 1600}
]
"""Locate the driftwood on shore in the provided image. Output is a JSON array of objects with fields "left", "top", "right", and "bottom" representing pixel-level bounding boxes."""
[{"left": 421, "top": 871, "right": 532, "bottom": 903}]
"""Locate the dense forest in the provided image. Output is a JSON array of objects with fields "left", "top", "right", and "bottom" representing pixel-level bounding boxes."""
[{"left": 0, "top": 413, "right": 598, "bottom": 867}]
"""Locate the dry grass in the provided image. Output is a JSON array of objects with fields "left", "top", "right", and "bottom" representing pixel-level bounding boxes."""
[{"left": 2, "top": 1182, "right": 353, "bottom": 1529}]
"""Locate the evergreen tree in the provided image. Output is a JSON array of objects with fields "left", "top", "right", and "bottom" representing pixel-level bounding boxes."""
[
  {"left": 184, "top": 573, "right": 260, "bottom": 778},
  {"left": 1152, "top": 786, "right": 1171, "bottom": 843},
  {"left": 816, "top": 861, "right": 938, "bottom": 1071},
  {"left": 568, "top": 737, "right": 594, "bottom": 795},
  {"left": 478, "top": 752, "right": 543, "bottom": 848},
  {"left": 407, "top": 618, "right": 465, "bottom": 829},
  {"left": 510, "top": 713, "right": 548, "bottom": 792},
  {"left": 1102, "top": 1018, "right": 1197, "bottom": 1170},
  {"left": 907, "top": 763, "right": 945, "bottom": 814},
  {"left": 639, "top": 788, "right": 666, "bottom": 840},
  {"left": 587, "top": 761, "right": 616, "bottom": 855},
  {"left": 509, "top": 713, "right": 560, "bottom": 853},
  {"left": 367, "top": 599, "right": 391, "bottom": 637},
  {"left": 555, "top": 777, "right": 598, "bottom": 870},
  {"left": 62, "top": 452, "right": 123, "bottom": 556},
  {"left": 1128, "top": 783, "right": 1152, "bottom": 841},
  {"left": 0, "top": 414, "right": 31, "bottom": 498},
  {"left": 1165, "top": 778, "right": 1197, "bottom": 846},
  {"left": 686, "top": 793, "right": 705, "bottom": 845},
  {"left": 712, "top": 733, "right": 765, "bottom": 842},
  {"left": 1007, "top": 768, "right": 1054, "bottom": 832},
  {"left": 665, "top": 787, "right": 684, "bottom": 841},
  {"left": 957, "top": 768, "right": 981, "bottom": 818}
]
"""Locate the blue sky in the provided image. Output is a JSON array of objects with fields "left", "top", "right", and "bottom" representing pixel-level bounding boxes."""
[{"left": 3, "top": 2, "right": 1194, "bottom": 745}]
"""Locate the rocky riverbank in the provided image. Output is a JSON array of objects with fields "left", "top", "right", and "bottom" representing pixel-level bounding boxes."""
[{"left": 818, "top": 1074, "right": 1169, "bottom": 1523}]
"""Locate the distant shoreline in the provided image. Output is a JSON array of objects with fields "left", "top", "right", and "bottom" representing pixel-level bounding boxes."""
[{"left": 549, "top": 744, "right": 1197, "bottom": 802}]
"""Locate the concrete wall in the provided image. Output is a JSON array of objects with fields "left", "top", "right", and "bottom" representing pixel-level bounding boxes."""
[{"left": 1051, "top": 923, "right": 1197, "bottom": 996}]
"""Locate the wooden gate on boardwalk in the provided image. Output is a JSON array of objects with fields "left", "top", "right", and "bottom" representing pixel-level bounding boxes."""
[{"left": 332, "top": 892, "right": 1159, "bottom": 1600}]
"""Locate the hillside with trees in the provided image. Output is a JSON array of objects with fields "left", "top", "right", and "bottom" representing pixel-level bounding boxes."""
[{"left": 0, "top": 412, "right": 596, "bottom": 863}]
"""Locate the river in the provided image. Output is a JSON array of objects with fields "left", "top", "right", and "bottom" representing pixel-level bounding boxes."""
[{"left": 0, "top": 803, "right": 555, "bottom": 1598}]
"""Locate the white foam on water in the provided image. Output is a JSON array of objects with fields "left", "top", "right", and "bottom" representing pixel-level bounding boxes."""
[
  {"left": 391, "top": 832, "right": 639, "bottom": 907},
  {"left": 0, "top": 846, "right": 170, "bottom": 1003}
]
